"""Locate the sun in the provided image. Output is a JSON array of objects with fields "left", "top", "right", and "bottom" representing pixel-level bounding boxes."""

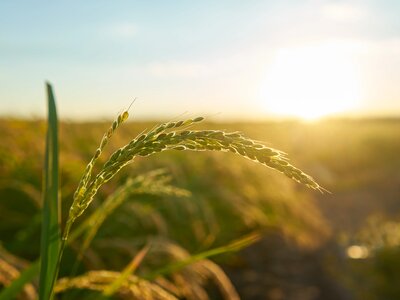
[{"left": 259, "top": 42, "right": 362, "bottom": 120}]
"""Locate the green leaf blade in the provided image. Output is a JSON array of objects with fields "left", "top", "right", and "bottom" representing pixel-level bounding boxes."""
[{"left": 38, "top": 82, "right": 61, "bottom": 300}]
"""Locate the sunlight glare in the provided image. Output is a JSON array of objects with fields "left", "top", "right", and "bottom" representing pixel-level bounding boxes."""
[{"left": 260, "top": 42, "right": 362, "bottom": 120}]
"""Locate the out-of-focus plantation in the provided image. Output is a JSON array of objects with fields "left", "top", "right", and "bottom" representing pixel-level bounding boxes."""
[{"left": 1, "top": 118, "right": 400, "bottom": 299}]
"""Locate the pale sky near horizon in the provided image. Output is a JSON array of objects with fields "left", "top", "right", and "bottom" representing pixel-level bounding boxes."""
[{"left": 1, "top": 0, "right": 399, "bottom": 120}]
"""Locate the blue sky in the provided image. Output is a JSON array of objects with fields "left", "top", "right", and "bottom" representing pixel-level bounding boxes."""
[{"left": 1, "top": 0, "right": 399, "bottom": 120}]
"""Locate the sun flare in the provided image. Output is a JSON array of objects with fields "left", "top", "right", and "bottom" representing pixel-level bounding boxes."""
[{"left": 260, "top": 42, "right": 362, "bottom": 120}]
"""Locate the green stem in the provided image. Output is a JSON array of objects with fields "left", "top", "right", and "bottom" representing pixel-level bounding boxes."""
[{"left": 49, "top": 220, "right": 74, "bottom": 298}]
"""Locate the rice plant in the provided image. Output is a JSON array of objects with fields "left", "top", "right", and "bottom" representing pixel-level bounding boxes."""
[{"left": 0, "top": 83, "right": 325, "bottom": 300}]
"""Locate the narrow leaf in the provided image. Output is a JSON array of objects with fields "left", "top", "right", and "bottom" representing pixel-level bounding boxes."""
[
  {"left": 103, "top": 244, "right": 150, "bottom": 297},
  {"left": 38, "top": 82, "right": 61, "bottom": 300},
  {"left": 145, "top": 233, "right": 261, "bottom": 280}
]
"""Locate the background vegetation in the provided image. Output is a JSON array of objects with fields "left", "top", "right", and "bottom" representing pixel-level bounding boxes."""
[{"left": 0, "top": 117, "right": 399, "bottom": 299}]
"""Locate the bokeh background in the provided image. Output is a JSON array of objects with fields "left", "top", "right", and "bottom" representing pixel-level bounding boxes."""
[{"left": 1, "top": 1, "right": 400, "bottom": 299}]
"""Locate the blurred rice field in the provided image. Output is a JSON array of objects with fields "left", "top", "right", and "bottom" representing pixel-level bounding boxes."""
[{"left": 1, "top": 118, "right": 400, "bottom": 299}]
